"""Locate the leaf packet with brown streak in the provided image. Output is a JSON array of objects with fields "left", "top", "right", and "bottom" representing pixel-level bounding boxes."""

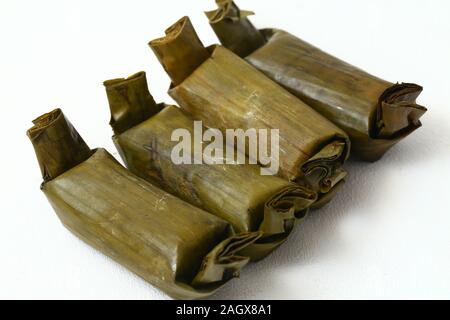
[
  {"left": 206, "top": 0, "right": 427, "bottom": 161},
  {"left": 27, "top": 109, "right": 260, "bottom": 299},
  {"left": 103, "top": 71, "right": 318, "bottom": 261},
  {"left": 148, "top": 16, "right": 350, "bottom": 206}
]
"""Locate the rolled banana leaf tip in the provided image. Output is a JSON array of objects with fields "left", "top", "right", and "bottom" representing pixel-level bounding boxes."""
[
  {"left": 378, "top": 83, "right": 427, "bottom": 133},
  {"left": 104, "top": 71, "right": 162, "bottom": 135},
  {"left": 149, "top": 16, "right": 209, "bottom": 86},
  {"left": 205, "top": 0, "right": 265, "bottom": 58},
  {"left": 103, "top": 71, "right": 147, "bottom": 88},
  {"left": 192, "top": 231, "right": 262, "bottom": 287},
  {"left": 27, "top": 108, "right": 92, "bottom": 182}
]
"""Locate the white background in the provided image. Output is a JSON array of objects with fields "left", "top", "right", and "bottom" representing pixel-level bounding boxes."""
[{"left": 1, "top": 0, "right": 449, "bottom": 299}]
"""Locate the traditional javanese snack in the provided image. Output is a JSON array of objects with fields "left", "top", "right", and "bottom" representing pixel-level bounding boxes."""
[
  {"left": 27, "top": 108, "right": 260, "bottom": 299},
  {"left": 206, "top": 0, "right": 427, "bottom": 161},
  {"left": 104, "top": 71, "right": 318, "bottom": 261},
  {"left": 148, "top": 16, "right": 350, "bottom": 206}
]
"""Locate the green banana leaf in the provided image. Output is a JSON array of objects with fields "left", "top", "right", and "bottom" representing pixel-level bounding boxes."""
[
  {"left": 148, "top": 16, "right": 350, "bottom": 206},
  {"left": 206, "top": 0, "right": 427, "bottom": 161},
  {"left": 27, "top": 108, "right": 261, "bottom": 299}
]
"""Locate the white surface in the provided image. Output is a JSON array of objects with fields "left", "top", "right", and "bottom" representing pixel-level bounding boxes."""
[{"left": 0, "top": 0, "right": 449, "bottom": 300}]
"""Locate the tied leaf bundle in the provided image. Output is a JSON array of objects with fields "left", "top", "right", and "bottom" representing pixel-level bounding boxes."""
[
  {"left": 206, "top": 0, "right": 427, "bottom": 161},
  {"left": 27, "top": 109, "right": 261, "bottom": 299},
  {"left": 149, "top": 16, "right": 350, "bottom": 206},
  {"left": 104, "top": 71, "right": 318, "bottom": 261}
]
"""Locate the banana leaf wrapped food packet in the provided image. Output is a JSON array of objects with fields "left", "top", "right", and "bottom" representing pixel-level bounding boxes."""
[
  {"left": 148, "top": 16, "right": 350, "bottom": 206},
  {"left": 27, "top": 108, "right": 261, "bottom": 299},
  {"left": 104, "top": 71, "right": 318, "bottom": 261},
  {"left": 206, "top": 0, "right": 427, "bottom": 161}
]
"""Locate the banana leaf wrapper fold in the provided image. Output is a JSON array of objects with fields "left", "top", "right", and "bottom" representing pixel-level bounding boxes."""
[
  {"left": 104, "top": 71, "right": 318, "bottom": 261},
  {"left": 27, "top": 108, "right": 261, "bottom": 299},
  {"left": 206, "top": 0, "right": 427, "bottom": 161},
  {"left": 148, "top": 16, "right": 350, "bottom": 206}
]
